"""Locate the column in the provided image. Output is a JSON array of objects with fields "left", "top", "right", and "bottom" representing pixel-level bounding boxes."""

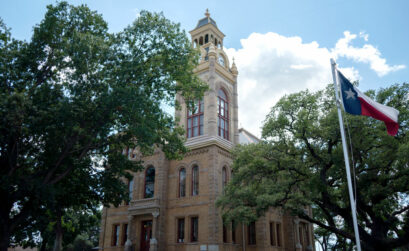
[
  {"left": 306, "top": 223, "right": 313, "bottom": 251},
  {"left": 125, "top": 215, "right": 134, "bottom": 251},
  {"left": 207, "top": 44, "right": 217, "bottom": 137},
  {"left": 150, "top": 211, "right": 160, "bottom": 251},
  {"left": 294, "top": 218, "right": 302, "bottom": 251}
]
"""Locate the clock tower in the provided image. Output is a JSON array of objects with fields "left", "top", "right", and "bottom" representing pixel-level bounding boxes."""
[{"left": 175, "top": 9, "right": 239, "bottom": 150}]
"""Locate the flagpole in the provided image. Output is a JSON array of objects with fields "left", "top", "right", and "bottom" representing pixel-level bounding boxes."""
[{"left": 330, "top": 58, "right": 362, "bottom": 251}]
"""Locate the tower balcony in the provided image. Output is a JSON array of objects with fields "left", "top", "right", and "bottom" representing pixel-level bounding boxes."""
[{"left": 128, "top": 197, "right": 160, "bottom": 215}]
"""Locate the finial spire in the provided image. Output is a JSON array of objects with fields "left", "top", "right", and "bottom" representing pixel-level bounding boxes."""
[
  {"left": 205, "top": 9, "right": 210, "bottom": 18},
  {"left": 231, "top": 57, "right": 238, "bottom": 75}
]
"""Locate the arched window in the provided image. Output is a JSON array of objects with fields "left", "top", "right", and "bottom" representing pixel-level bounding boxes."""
[
  {"left": 179, "top": 168, "right": 186, "bottom": 197},
  {"left": 199, "top": 37, "right": 203, "bottom": 45},
  {"left": 222, "top": 166, "right": 228, "bottom": 191},
  {"left": 187, "top": 99, "right": 204, "bottom": 138},
  {"left": 192, "top": 166, "right": 199, "bottom": 196},
  {"left": 205, "top": 34, "right": 209, "bottom": 43},
  {"left": 144, "top": 167, "right": 155, "bottom": 198},
  {"left": 218, "top": 89, "right": 229, "bottom": 140}
]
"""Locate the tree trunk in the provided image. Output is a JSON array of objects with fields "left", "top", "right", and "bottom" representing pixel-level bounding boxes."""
[
  {"left": 0, "top": 213, "right": 10, "bottom": 251},
  {"left": 39, "top": 234, "right": 49, "bottom": 251},
  {"left": 52, "top": 212, "right": 63, "bottom": 251},
  {"left": 0, "top": 227, "right": 10, "bottom": 251}
]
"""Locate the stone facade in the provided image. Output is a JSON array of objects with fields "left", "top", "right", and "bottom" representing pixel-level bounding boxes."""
[{"left": 98, "top": 10, "right": 314, "bottom": 251}]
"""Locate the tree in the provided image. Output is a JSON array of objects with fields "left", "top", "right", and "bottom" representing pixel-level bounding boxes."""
[
  {"left": 217, "top": 83, "right": 409, "bottom": 251},
  {"left": 0, "top": 2, "right": 206, "bottom": 250},
  {"left": 33, "top": 207, "right": 101, "bottom": 251}
]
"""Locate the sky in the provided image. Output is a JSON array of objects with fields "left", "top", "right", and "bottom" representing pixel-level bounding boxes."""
[{"left": 1, "top": 0, "right": 408, "bottom": 137}]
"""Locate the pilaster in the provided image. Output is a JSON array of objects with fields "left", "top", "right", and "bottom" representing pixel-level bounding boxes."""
[
  {"left": 150, "top": 211, "right": 160, "bottom": 251},
  {"left": 206, "top": 44, "right": 218, "bottom": 138},
  {"left": 124, "top": 215, "right": 135, "bottom": 251},
  {"left": 231, "top": 61, "right": 239, "bottom": 145},
  {"left": 294, "top": 218, "right": 302, "bottom": 251}
]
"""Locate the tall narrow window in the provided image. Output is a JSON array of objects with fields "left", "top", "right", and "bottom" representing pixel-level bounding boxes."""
[
  {"left": 299, "top": 225, "right": 303, "bottom": 248},
  {"left": 179, "top": 168, "right": 186, "bottom": 197},
  {"left": 177, "top": 218, "right": 185, "bottom": 243},
  {"left": 217, "top": 89, "right": 229, "bottom": 140},
  {"left": 192, "top": 166, "right": 199, "bottom": 196},
  {"left": 299, "top": 222, "right": 309, "bottom": 247},
  {"left": 248, "top": 221, "right": 256, "bottom": 245},
  {"left": 223, "top": 224, "right": 227, "bottom": 243},
  {"left": 122, "top": 224, "right": 128, "bottom": 245},
  {"left": 144, "top": 167, "right": 155, "bottom": 198},
  {"left": 191, "top": 217, "right": 199, "bottom": 242},
  {"left": 232, "top": 221, "right": 236, "bottom": 243},
  {"left": 187, "top": 99, "right": 204, "bottom": 138},
  {"left": 305, "top": 223, "right": 310, "bottom": 246},
  {"left": 205, "top": 34, "right": 209, "bottom": 43},
  {"left": 270, "top": 222, "right": 276, "bottom": 246},
  {"left": 276, "top": 223, "right": 282, "bottom": 247},
  {"left": 112, "top": 224, "right": 120, "bottom": 246},
  {"left": 128, "top": 177, "right": 134, "bottom": 202},
  {"left": 222, "top": 166, "right": 228, "bottom": 192}
]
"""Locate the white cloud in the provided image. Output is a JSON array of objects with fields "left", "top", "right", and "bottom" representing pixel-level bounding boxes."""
[
  {"left": 224, "top": 31, "right": 405, "bottom": 137},
  {"left": 359, "top": 31, "right": 369, "bottom": 41},
  {"left": 338, "top": 67, "right": 361, "bottom": 82},
  {"left": 225, "top": 32, "right": 333, "bottom": 137},
  {"left": 332, "top": 31, "right": 405, "bottom": 77}
]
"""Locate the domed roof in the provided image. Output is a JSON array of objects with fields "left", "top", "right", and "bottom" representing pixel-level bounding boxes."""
[{"left": 195, "top": 9, "right": 217, "bottom": 28}]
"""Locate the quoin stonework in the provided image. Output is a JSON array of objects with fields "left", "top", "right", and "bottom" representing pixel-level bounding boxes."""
[{"left": 98, "top": 10, "right": 314, "bottom": 251}]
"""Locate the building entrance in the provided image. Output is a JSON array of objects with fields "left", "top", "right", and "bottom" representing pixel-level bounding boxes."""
[{"left": 140, "top": 220, "right": 152, "bottom": 251}]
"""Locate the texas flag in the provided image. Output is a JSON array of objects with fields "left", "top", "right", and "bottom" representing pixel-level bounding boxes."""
[{"left": 337, "top": 69, "right": 399, "bottom": 136}]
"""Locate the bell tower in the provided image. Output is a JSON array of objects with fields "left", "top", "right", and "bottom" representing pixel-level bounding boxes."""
[{"left": 176, "top": 9, "right": 239, "bottom": 150}]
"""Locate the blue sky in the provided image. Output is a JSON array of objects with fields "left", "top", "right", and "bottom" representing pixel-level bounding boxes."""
[{"left": 1, "top": 0, "right": 408, "bottom": 135}]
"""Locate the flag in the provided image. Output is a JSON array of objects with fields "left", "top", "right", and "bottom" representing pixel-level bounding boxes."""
[{"left": 337, "top": 69, "right": 399, "bottom": 136}]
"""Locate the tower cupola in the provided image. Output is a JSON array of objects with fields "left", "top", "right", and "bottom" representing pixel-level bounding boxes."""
[{"left": 190, "top": 9, "right": 225, "bottom": 49}]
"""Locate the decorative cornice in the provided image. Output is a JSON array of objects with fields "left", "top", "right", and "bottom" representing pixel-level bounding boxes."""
[
  {"left": 185, "top": 135, "right": 234, "bottom": 151},
  {"left": 128, "top": 198, "right": 160, "bottom": 213},
  {"left": 217, "top": 148, "right": 232, "bottom": 159},
  {"left": 184, "top": 148, "right": 209, "bottom": 157}
]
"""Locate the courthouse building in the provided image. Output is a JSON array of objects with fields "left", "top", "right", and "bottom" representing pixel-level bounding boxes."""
[{"left": 98, "top": 10, "right": 314, "bottom": 251}]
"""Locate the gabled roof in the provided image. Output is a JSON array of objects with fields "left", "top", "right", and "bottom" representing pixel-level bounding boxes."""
[{"left": 238, "top": 128, "right": 260, "bottom": 145}]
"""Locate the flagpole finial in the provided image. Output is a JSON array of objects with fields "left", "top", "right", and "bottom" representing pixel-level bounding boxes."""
[{"left": 205, "top": 9, "right": 210, "bottom": 18}]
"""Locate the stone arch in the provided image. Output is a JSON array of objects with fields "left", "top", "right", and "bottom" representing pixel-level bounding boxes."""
[
  {"left": 215, "top": 81, "right": 233, "bottom": 102},
  {"left": 217, "top": 51, "right": 230, "bottom": 67}
]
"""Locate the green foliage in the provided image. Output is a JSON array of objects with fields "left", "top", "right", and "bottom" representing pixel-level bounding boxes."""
[
  {"left": 65, "top": 234, "right": 94, "bottom": 251},
  {"left": 217, "top": 84, "right": 409, "bottom": 251},
  {"left": 0, "top": 1, "right": 206, "bottom": 249}
]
